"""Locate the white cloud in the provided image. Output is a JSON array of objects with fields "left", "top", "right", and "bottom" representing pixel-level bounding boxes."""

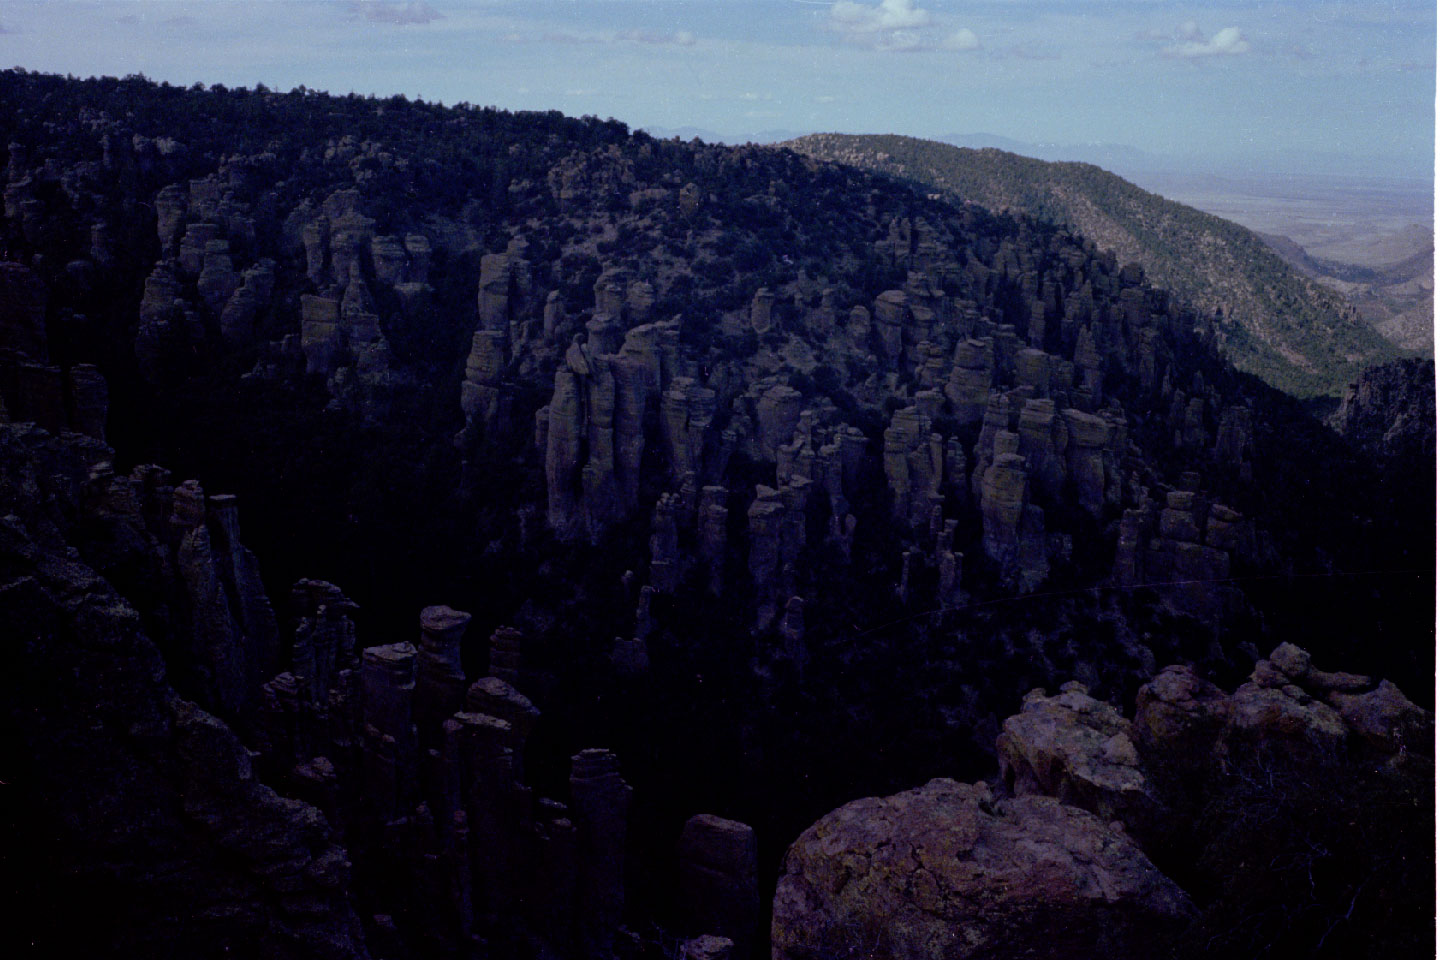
[
  {"left": 830, "top": 0, "right": 931, "bottom": 35},
  {"left": 828, "top": 0, "right": 977, "bottom": 53},
  {"left": 1165, "top": 24, "right": 1250, "bottom": 58},
  {"left": 943, "top": 28, "right": 980, "bottom": 51}
]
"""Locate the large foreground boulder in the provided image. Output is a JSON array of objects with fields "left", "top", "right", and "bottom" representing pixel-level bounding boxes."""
[{"left": 771, "top": 778, "right": 1192, "bottom": 960}]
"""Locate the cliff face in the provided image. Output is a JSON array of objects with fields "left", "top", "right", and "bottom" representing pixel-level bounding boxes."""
[{"left": 1333, "top": 357, "right": 1435, "bottom": 463}]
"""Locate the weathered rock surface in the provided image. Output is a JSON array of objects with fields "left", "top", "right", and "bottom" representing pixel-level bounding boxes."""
[
  {"left": 771, "top": 778, "right": 1191, "bottom": 960},
  {"left": 1086, "top": 644, "right": 1429, "bottom": 835},
  {"left": 997, "top": 682, "right": 1160, "bottom": 840}
]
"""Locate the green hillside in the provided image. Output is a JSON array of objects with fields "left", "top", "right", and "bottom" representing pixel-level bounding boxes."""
[{"left": 785, "top": 133, "right": 1401, "bottom": 398}]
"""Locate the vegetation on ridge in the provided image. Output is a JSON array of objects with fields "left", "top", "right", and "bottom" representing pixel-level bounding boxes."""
[{"left": 783, "top": 132, "right": 1403, "bottom": 398}]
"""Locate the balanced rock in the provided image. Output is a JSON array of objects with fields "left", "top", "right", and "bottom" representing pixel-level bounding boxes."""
[{"left": 414, "top": 605, "right": 471, "bottom": 746}]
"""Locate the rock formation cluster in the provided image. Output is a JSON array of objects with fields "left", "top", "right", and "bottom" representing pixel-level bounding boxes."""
[
  {"left": 0, "top": 423, "right": 367, "bottom": 958},
  {"left": 774, "top": 643, "right": 1432, "bottom": 960},
  {"left": 0, "top": 73, "right": 1430, "bottom": 960}
]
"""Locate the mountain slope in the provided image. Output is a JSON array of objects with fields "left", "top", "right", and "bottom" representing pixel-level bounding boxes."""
[
  {"left": 1261, "top": 231, "right": 1434, "bottom": 354},
  {"left": 783, "top": 133, "right": 1402, "bottom": 398}
]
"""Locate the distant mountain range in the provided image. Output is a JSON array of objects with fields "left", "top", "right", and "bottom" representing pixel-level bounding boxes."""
[
  {"left": 639, "top": 125, "right": 802, "bottom": 145},
  {"left": 933, "top": 134, "right": 1158, "bottom": 175},
  {"left": 642, "top": 126, "right": 1429, "bottom": 183},
  {"left": 782, "top": 132, "right": 1406, "bottom": 398}
]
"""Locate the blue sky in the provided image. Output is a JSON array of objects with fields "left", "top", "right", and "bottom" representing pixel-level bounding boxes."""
[{"left": 0, "top": 1, "right": 1433, "bottom": 179}]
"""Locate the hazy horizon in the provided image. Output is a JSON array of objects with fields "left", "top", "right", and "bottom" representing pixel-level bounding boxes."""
[{"left": 0, "top": 0, "right": 1433, "bottom": 183}]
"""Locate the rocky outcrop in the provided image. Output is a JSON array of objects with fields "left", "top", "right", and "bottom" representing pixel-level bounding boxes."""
[
  {"left": 135, "top": 262, "right": 201, "bottom": 382},
  {"left": 154, "top": 182, "right": 188, "bottom": 253},
  {"left": 746, "top": 482, "right": 808, "bottom": 630},
  {"left": 755, "top": 383, "right": 801, "bottom": 461},
  {"left": 360, "top": 641, "right": 419, "bottom": 819},
  {"left": 460, "top": 329, "right": 509, "bottom": 437},
  {"left": 750, "top": 287, "right": 775, "bottom": 334},
  {"left": 771, "top": 779, "right": 1191, "bottom": 960},
  {"left": 946, "top": 339, "right": 994, "bottom": 424},
  {"left": 66, "top": 363, "right": 108, "bottom": 439},
  {"left": 414, "top": 605, "right": 472, "bottom": 746},
  {"left": 1333, "top": 357, "right": 1435, "bottom": 463},
  {"left": 661, "top": 377, "right": 717, "bottom": 483},
  {"left": 997, "top": 681, "right": 1162, "bottom": 842},
  {"left": 477, "top": 252, "right": 523, "bottom": 332},
  {"left": 0, "top": 441, "right": 280, "bottom": 729},
  {"left": 882, "top": 404, "right": 943, "bottom": 529},
  {"left": 300, "top": 294, "right": 343, "bottom": 375},
  {"left": 570, "top": 748, "right": 632, "bottom": 958},
  {"left": 674, "top": 814, "right": 759, "bottom": 958},
  {"left": 219, "top": 259, "right": 275, "bottom": 346},
  {"left": 0, "top": 423, "right": 369, "bottom": 959},
  {"left": 542, "top": 318, "right": 677, "bottom": 541},
  {"left": 252, "top": 580, "right": 632, "bottom": 958},
  {"left": 144, "top": 478, "right": 275, "bottom": 721},
  {"left": 778, "top": 642, "right": 1430, "bottom": 960},
  {"left": 196, "top": 240, "right": 238, "bottom": 314},
  {"left": 1129, "top": 664, "right": 1230, "bottom": 786},
  {"left": 1011, "top": 643, "right": 1432, "bottom": 847},
  {"left": 978, "top": 442, "right": 1048, "bottom": 593},
  {"left": 682, "top": 935, "right": 734, "bottom": 960},
  {"left": 0, "top": 260, "right": 48, "bottom": 359}
]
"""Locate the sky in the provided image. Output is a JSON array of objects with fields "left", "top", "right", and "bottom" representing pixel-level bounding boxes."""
[{"left": 0, "top": 0, "right": 1433, "bottom": 180}]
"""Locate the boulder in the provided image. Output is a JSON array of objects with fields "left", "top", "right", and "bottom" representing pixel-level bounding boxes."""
[
  {"left": 772, "top": 778, "right": 1191, "bottom": 960},
  {"left": 997, "top": 683, "right": 1161, "bottom": 840},
  {"left": 1328, "top": 680, "right": 1431, "bottom": 755},
  {"left": 1133, "top": 665, "right": 1230, "bottom": 779}
]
